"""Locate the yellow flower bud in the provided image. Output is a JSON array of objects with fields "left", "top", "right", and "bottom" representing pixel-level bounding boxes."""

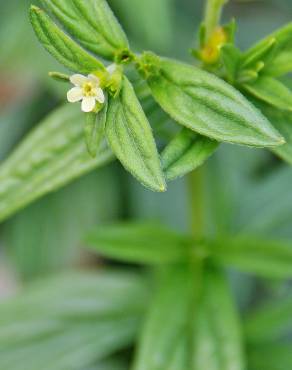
[{"left": 200, "top": 27, "right": 228, "bottom": 65}]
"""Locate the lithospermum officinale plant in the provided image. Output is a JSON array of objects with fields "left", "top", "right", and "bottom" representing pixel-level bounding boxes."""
[{"left": 1, "top": 0, "right": 292, "bottom": 369}]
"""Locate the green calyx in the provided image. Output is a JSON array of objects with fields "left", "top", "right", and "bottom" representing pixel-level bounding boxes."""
[
  {"left": 114, "top": 48, "right": 136, "bottom": 65},
  {"left": 105, "top": 65, "right": 124, "bottom": 97},
  {"left": 135, "top": 52, "right": 161, "bottom": 80}
]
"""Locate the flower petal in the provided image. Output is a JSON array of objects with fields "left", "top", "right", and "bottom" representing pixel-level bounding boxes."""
[
  {"left": 70, "top": 74, "right": 88, "bottom": 87},
  {"left": 95, "top": 88, "right": 105, "bottom": 104},
  {"left": 81, "top": 97, "right": 96, "bottom": 112},
  {"left": 88, "top": 74, "right": 100, "bottom": 86},
  {"left": 107, "top": 63, "right": 117, "bottom": 75},
  {"left": 67, "top": 87, "right": 83, "bottom": 103}
]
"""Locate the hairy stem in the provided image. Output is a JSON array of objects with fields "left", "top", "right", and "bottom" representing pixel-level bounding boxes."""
[{"left": 204, "top": 0, "right": 229, "bottom": 40}]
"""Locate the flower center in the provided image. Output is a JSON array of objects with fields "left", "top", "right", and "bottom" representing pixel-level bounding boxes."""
[{"left": 82, "top": 82, "right": 95, "bottom": 97}]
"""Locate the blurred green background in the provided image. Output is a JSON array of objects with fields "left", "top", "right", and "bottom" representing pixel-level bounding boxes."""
[{"left": 0, "top": 1, "right": 292, "bottom": 369}]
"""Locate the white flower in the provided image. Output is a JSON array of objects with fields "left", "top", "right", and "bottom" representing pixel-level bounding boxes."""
[
  {"left": 67, "top": 74, "right": 105, "bottom": 113},
  {"left": 106, "top": 63, "right": 117, "bottom": 75}
]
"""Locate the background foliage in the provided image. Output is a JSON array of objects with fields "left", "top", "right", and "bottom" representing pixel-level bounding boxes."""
[{"left": 0, "top": 0, "right": 292, "bottom": 369}]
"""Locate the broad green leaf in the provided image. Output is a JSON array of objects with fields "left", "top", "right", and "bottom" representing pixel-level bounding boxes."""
[
  {"left": 147, "top": 58, "right": 284, "bottom": 147},
  {"left": 162, "top": 128, "right": 218, "bottom": 180},
  {"left": 241, "top": 23, "right": 292, "bottom": 77},
  {"left": 193, "top": 267, "right": 245, "bottom": 370},
  {"left": 243, "top": 77, "right": 292, "bottom": 111},
  {"left": 85, "top": 222, "right": 192, "bottom": 264},
  {"left": 248, "top": 345, "right": 292, "bottom": 370},
  {"left": 133, "top": 265, "right": 197, "bottom": 370},
  {"left": 106, "top": 76, "right": 166, "bottom": 192},
  {"left": 85, "top": 103, "right": 107, "bottom": 158},
  {"left": 0, "top": 271, "right": 147, "bottom": 370},
  {"left": 244, "top": 295, "right": 292, "bottom": 344},
  {"left": 30, "top": 5, "right": 105, "bottom": 73},
  {"left": 41, "top": 0, "right": 129, "bottom": 61},
  {"left": 209, "top": 237, "right": 292, "bottom": 278},
  {"left": 0, "top": 104, "right": 114, "bottom": 223}
]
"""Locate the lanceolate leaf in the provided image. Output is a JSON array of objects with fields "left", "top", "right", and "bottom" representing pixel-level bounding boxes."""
[
  {"left": 85, "top": 103, "right": 107, "bottom": 158},
  {"left": 220, "top": 44, "right": 242, "bottom": 83},
  {"left": 240, "top": 37, "right": 276, "bottom": 72},
  {"left": 41, "top": 0, "right": 129, "bottom": 61},
  {"left": 193, "top": 267, "right": 245, "bottom": 370},
  {"left": 242, "top": 22, "right": 292, "bottom": 77},
  {"left": 147, "top": 58, "right": 284, "bottom": 147},
  {"left": 162, "top": 128, "right": 218, "bottom": 180},
  {"left": 0, "top": 271, "right": 148, "bottom": 326},
  {"left": 106, "top": 76, "right": 166, "bottom": 192},
  {"left": 209, "top": 237, "right": 292, "bottom": 278},
  {"left": 0, "top": 319, "right": 138, "bottom": 370},
  {"left": 0, "top": 104, "right": 113, "bottom": 223},
  {"left": 133, "top": 265, "right": 196, "bottom": 370},
  {"left": 243, "top": 77, "right": 292, "bottom": 112},
  {"left": 85, "top": 222, "right": 192, "bottom": 264},
  {"left": 30, "top": 5, "right": 105, "bottom": 73}
]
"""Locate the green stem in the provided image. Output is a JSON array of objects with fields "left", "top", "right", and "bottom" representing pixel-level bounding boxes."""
[
  {"left": 204, "top": 0, "right": 229, "bottom": 41},
  {"left": 188, "top": 167, "right": 205, "bottom": 239},
  {"left": 187, "top": 169, "right": 206, "bottom": 369}
]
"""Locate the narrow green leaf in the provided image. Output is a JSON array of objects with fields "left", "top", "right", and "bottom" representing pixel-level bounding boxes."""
[
  {"left": 0, "top": 104, "right": 113, "bottom": 223},
  {"left": 243, "top": 77, "right": 292, "bottom": 111},
  {"left": 162, "top": 128, "right": 218, "bottom": 180},
  {"left": 30, "top": 5, "right": 105, "bottom": 73},
  {"left": 85, "top": 222, "right": 192, "bottom": 264},
  {"left": 133, "top": 265, "right": 196, "bottom": 370},
  {"left": 244, "top": 296, "right": 292, "bottom": 344},
  {"left": 193, "top": 267, "right": 245, "bottom": 370},
  {"left": 0, "top": 319, "right": 139, "bottom": 370},
  {"left": 147, "top": 58, "right": 284, "bottom": 147},
  {"left": 41, "top": 0, "right": 129, "bottom": 60},
  {"left": 240, "top": 37, "right": 276, "bottom": 71},
  {"left": 85, "top": 103, "right": 107, "bottom": 158},
  {"left": 209, "top": 237, "right": 292, "bottom": 278},
  {"left": 48, "top": 71, "right": 70, "bottom": 82},
  {"left": 220, "top": 44, "right": 242, "bottom": 83},
  {"left": 0, "top": 271, "right": 148, "bottom": 326},
  {"left": 242, "top": 22, "right": 292, "bottom": 77},
  {"left": 106, "top": 76, "right": 166, "bottom": 192}
]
